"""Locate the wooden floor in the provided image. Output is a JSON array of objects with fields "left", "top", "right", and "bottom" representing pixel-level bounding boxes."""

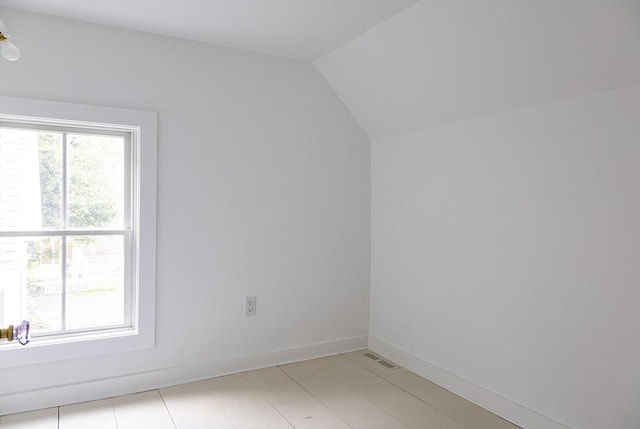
[{"left": 0, "top": 350, "right": 520, "bottom": 429}]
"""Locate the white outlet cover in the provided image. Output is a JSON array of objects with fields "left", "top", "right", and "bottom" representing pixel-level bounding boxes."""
[{"left": 245, "top": 296, "right": 256, "bottom": 317}]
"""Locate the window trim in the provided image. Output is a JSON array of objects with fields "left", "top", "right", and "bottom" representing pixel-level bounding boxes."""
[{"left": 0, "top": 96, "right": 157, "bottom": 368}]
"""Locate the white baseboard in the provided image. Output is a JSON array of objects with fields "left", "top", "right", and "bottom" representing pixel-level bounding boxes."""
[
  {"left": 0, "top": 335, "right": 368, "bottom": 416},
  {"left": 368, "top": 335, "right": 574, "bottom": 429}
]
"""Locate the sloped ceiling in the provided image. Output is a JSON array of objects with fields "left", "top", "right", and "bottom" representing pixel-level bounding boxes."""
[
  {"left": 0, "top": 0, "right": 415, "bottom": 60},
  {"left": 316, "top": 0, "right": 640, "bottom": 140},
  {"left": 2, "top": 0, "right": 638, "bottom": 139}
]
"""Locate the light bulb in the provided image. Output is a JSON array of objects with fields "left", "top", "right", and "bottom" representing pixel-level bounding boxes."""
[
  {"left": 0, "top": 39, "right": 20, "bottom": 61},
  {"left": 0, "top": 17, "right": 20, "bottom": 61}
]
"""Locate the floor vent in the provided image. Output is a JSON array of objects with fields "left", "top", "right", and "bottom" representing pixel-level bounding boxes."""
[
  {"left": 363, "top": 352, "right": 380, "bottom": 361},
  {"left": 378, "top": 360, "right": 396, "bottom": 369}
]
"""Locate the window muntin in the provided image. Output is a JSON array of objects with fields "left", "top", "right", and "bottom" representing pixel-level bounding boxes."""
[{"left": 0, "top": 121, "right": 135, "bottom": 339}]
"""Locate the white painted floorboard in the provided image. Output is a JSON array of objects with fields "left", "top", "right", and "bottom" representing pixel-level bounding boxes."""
[
  {"left": 0, "top": 408, "right": 59, "bottom": 429},
  {"left": 0, "top": 350, "right": 521, "bottom": 429}
]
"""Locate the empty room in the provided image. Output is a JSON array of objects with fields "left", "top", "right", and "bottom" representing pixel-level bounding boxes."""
[{"left": 0, "top": 1, "right": 638, "bottom": 428}]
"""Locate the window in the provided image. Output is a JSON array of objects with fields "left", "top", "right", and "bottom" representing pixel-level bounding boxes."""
[
  {"left": 0, "top": 96, "right": 157, "bottom": 367},
  {"left": 1, "top": 122, "right": 133, "bottom": 335}
]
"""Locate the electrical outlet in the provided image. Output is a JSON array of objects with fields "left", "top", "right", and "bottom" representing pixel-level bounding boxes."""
[{"left": 245, "top": 296, "right": 256, "bottom": 317}]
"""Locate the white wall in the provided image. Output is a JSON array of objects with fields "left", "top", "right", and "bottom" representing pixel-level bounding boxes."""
[
  {"left": 318, "top": 1, "right": 640, "bottom": 429},
  {"left": 0, "top": 8, "right": 371, "bottom": 414},
  {"left": 370, "top": 87, "right": 640, "bottom": 429}
]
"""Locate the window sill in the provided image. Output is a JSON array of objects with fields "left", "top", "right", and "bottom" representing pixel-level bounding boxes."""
[{"left": 0, "top": 325, "right": 154, "bottom": 368}]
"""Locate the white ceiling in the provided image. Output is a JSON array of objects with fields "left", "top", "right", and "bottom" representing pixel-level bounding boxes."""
[
  {"left": 318, "top": 0, "right": 640, "bottom": 139},
  {"left": 2, "top": 0, "right": 637, "bottom": 141},
  {"left": 0, "top": 0, "right": 415, "bottom": 60}
]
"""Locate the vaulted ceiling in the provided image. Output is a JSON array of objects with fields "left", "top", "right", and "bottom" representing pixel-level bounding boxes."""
[
  {"left": 317, "top": 0, "right": 640, "bottom": 139},
  {"left": 0, "top": 0, "right": 415, "bottom": 60},
  {"left": 1, "top": 0, "right": 638, "bottom": 140}
]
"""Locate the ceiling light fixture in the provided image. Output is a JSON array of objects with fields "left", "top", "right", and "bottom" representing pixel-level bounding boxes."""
[{"left": 0, "top": 17, "right": 20, "bottom": 61}]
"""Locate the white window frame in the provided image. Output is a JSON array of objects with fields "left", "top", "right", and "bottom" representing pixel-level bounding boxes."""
[
  {"left": 0, "top": 96, "right": 157, "bottom": 368},
  {"left": 1, "top": 122, "right": 135, "bottom": 336}
]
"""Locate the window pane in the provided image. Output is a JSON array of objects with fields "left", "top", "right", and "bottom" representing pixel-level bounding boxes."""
[
  {"left": 0, "top": 237, "right": 63, "bottom": 333},
  {"left": 65, "top": 235, "right": 125, "bottom": 329},
  {"left": 0, "top": 128, "right": 63, "bottom": 230},
  {"left": 68, "top": 134, "right": 125, "bottom": 229}
]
